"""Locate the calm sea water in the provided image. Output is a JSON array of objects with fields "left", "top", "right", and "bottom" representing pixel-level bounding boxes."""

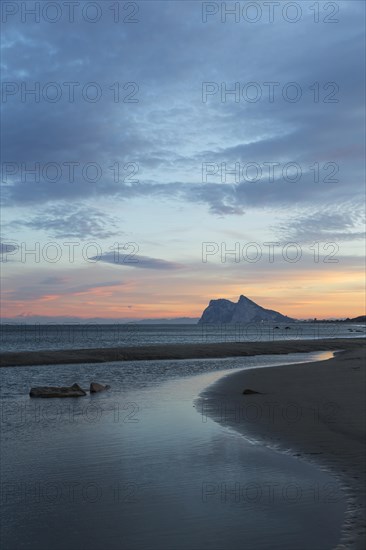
[
  {"left": 1, "top": 351, "right": 346, "bottom": 550},
  {"left": 1, "top": 321, "right": 364, "bottom": 352}
]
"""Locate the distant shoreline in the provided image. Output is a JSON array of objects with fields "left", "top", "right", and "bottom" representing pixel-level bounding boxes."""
[{"left": 1, "top": 337, "right": 364, "bottom": 367}]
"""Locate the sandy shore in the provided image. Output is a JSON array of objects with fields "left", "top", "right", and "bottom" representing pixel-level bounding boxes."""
[
  {"left": 196, "top": 347, "right": 366, "bottom": 549},
  {"left": 0, "top": 337, "right": 364, "bottom": 367}
]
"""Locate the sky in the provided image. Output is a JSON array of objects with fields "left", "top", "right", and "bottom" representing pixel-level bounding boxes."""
[{"left": 1, "top": 0, "right": 365, "bottom": 321}]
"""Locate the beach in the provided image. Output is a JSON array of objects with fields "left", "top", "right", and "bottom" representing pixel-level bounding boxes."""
[
  {"left": 1, "top": 335, "right": 365, "bottom": 548},
  {"left": 1, "top": 337, "right": 364, "bottom": 367},
  {"left": 197, "top": 347, "right": 366, "bottom": 549}
]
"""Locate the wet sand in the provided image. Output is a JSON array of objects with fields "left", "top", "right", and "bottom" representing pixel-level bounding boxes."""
[
  {"left": 197, "top": 347, "right": 366, "bottom": 549},
  {"left": 0, "top": 337, "right": 364, "bottom": 367}
]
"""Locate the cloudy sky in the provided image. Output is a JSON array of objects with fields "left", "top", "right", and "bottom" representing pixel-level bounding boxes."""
[{"left": 1, "top": 0, "right": 365, "bottom": 320}]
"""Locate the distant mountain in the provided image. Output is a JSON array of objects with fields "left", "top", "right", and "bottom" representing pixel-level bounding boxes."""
[
  {"left": 198, "top": 295, "right": 295, "bottom": 324},
  {"left": 347, "top": 315, "right": 366, "bottom": 323},
  {"left": 0, "top": 315, "right": 199, "bottom": 325},
  {"left": 134, "top": 317, "right": 199, "bottom": 324}
]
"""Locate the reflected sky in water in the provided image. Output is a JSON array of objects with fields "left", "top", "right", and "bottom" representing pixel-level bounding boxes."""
[{"left": 1, "top": 352, "right": 344, "bottom": 549}]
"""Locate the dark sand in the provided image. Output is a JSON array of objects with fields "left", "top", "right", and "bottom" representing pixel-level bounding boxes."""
[
  {"left": 197, "top": 348, "right": 366, "bottom": 549},
  {"left": 0, "top": 337, "right": 364, "bottom": 367}
]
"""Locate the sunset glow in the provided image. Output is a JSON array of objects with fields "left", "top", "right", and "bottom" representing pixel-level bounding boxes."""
[{"left": 1, "top": 1, "right": 365, "bottom": 322}]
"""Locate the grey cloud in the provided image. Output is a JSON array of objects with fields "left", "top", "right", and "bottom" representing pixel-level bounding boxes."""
[
  {"left": 8, "top": 205, "right": 121, "bottom": 239},
  {"left": 0, "top": 242, "right": 17, "bottom": 254},
  {"left": 273, "top": 205, "right": 365, "bottom": 243},
  {"left": 5, "top": 175, "right": 363, "bottom": 219},
  {"left": 1, "top": 0, "right": 364, "bottom": 228},
  {"left": 94, "top": 252, "right": 183, "bottom": 270},
  {"left": 41, "top": 276, "right": 70, "bottom": 285}
]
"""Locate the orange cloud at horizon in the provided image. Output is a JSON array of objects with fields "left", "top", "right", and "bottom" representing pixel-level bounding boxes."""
[{"left": 2, "top": 268, "right": 365, "bottom": 320}]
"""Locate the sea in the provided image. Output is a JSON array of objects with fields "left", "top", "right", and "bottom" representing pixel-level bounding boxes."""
[
  {"left": 1, "top": 322, "right": 364, "bottom": 549},
  {"left": 0, "top": 321, "right": 364, "bottom": 352}
]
